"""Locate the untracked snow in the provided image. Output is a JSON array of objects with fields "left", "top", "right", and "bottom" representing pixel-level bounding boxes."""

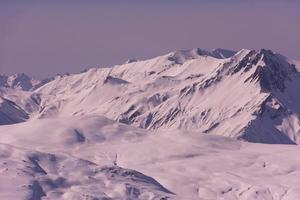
[{"left": 1, "top": 116, "right": 300, "bottom": 199}]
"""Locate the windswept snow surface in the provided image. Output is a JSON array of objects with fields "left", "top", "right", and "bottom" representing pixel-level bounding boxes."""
[{"left": 1, "top": 116, "right": 300, "bottom": 199}]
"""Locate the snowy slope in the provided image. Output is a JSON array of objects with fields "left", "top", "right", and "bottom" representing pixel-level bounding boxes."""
[
  {"left": 29, "top": 48, "right": 300, "bottom": 144},
  {"left": 0, "top": 116, "right": 174, "bottom": 200},
  {"left": 1, "top": 116, "right": 300, "bottom": 199}
]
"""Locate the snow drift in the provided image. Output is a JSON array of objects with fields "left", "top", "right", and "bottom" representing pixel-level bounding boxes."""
[{"left": 1, "top": 116, "right": 300, "bottom": 199}]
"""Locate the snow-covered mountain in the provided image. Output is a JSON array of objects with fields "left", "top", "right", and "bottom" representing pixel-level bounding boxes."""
[
  {"left": 1, "top": 48, "right": 300, "bottom": 145},
  {"left": 2, "top": 48, "right": 300, "bottom": 199}
]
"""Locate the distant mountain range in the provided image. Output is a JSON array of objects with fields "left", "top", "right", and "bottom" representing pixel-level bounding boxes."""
[{"left": 0, "top": 73, "right": 52, "bottom": 91}]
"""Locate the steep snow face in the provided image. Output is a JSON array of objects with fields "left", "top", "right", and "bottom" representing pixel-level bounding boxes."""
[
  {"left": 0, "top": 88, "right": 41, "bottom": 124},
  {"left": 0, "top": 97, "right": 28, "bottom": 125},
  {"left": 1, "top": 116, "right": 300, "bottom": 199},
  {"left": 31, "top": 48, "right": 300, "bottom": 144}
]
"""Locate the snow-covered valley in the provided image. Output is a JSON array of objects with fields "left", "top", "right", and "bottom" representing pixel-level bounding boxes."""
[
  {"left": 1, "top": 116, "right": 300, "bottom": 199},
  {"left": 1, "top": 48, "right": 300, "bottom": 199}
]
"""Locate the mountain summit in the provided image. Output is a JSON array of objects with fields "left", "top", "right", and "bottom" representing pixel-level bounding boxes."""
[{"left": 1, "top": 48, "right": 300, "bottom": 144}]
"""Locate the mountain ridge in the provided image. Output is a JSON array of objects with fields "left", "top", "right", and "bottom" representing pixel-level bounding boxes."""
[{"left": 1, "top": 48, "right": 300, "bottom": 144}]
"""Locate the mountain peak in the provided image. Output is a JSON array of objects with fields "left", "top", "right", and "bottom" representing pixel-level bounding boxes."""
[
  {"left": 7, "top": 73, "right": 33, "bottom": 91},
  {"left": 0, "top": 73, "right": 53, "bottom": 91},
  {"left": 166, "top": 48, "right": 237, "bottom": 64},
  {"left": 244, "top": 49, "right": 297, "bottom": 92}
]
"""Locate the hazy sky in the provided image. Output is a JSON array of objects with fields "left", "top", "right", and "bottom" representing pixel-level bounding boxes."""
[{"left": 1, "top": 0, "right": 300, "bottom": 78}]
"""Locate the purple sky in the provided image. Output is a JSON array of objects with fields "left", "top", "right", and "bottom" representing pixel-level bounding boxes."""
[{"left": 1, "top": 0, "right": 300, "bottom": 78}]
